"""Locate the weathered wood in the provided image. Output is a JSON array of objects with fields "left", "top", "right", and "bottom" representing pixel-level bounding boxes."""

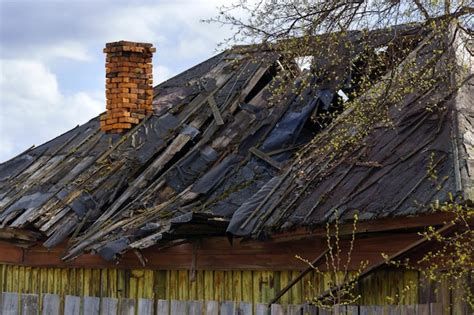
[
  {"left": 1, "top": 292, "right": 18, "bottom": 315},
  {"left": 316, "top": 224, "right": 455, "bottom": 303},
  {"left": 119, "top": 298, "right": 136, "bottom": 315},
  {"left": 256, "top": 303, "right": 268, "bottom": 315},
  {"left": 238, "top": 302, "right": 253, "bottom": 315},
  {"left": 346, "top": 305, "right": 359, "bottom": 315},
  {"left": 41, "top": 293, "right": 60, "bottom": 315},
  {"left": 303, "top": 304, "right": 318, "bottom": 315},
  {"left": 138, "top": 298, "right": 154, "bottom": 315},
  {"left": 64, "top": 295, "right": 80, "bottom": 315},
  {"left": 270, "top": 303, "right": 284, "bottom": 315},
  {"left": 20, "top": 293, "right": 38, "bottom": 315},
  {"left": 416, "top": 303, "right": 429, "bottom": 315},
  {"left": 188, "top": 300, "right": 203, "bottom": 315},
  {"left": 206, "top": 300, "right": 219, "bottom": 315},
  {"left": 171, "top": 300, "right": 187, "bottom": 315},
  {"left": 318, "top": 307, "right": 331, "bottom": 315},
  {"left": 287, "top": 304, "right": 304, "bottom": 315},
  {"left": 83, "top": 296, "right": 100, "bottom": 315},
  {"left": 249, "top": 147, "right": 282, "bottom": 170},
  {"left": 358, "top": 305, "right": 370, "bottom": 315},
  {"left": 157, "top": 299, "right": 170, "bottom": 315},
  {"left": 101, "top": 297, "right": 118, "bottom": 315},
  {"left": 399, "top": 304, "right": 416, "bottom": 315},
  {"left": 207, "top": 95, "right": 225, "bottom": 125},
  {"left": 220, "top": 300, "right": 235, "bottom": 315}
]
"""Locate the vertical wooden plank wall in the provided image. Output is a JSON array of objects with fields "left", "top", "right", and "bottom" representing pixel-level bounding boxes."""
[{"left": 0, "top": 264, "right": 423, "bottom": 306}]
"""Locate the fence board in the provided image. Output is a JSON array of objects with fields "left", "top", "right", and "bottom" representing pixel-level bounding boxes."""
[
  {"left": 101, "top": 297, "right": 118, "bottom": 315},
  {"left": 399, "top": 304, "right": 416, "bottom": 315},
  {"left": 83, "top": 296, "right": 100, "bottom": 315},
  {"left": 346, "top": 305, "right": 359, "bottom": 315},
  {"left": 64, "top": 295, "right": 81, "bottom": 315},
  {"left": 189, "top": 300, "right": 203, "bottom": 315},
  {"left": 303, "top": 304, "right": 318, "bottom": 315},
  {"left": 255, "top": 303, "right": 268, "bottom": 315},
  {"left": 416, "top": 304, "right": 429, "bottom": 315},
  {"left": 287, "top": 304, "right": 303, "bottom": 315},
  {"left": 138, "top": 298, "right": 154, "bottom": 315},
  {"left": 0, "top": 291, "right": 464, "bottom": 315},
  {"left": 21, "top": 293, "right": 38, "bottom": 315},
  {"left": 238, "top": 302, "right": 253, "bottom": 315},
  {"left": 359, "top": 305, "right": 370, "bottom": 315},
  {"left": 120, "top": 298, "right": 136, "bottom": 315},
  {"left": 220, "top": 301, "right": 235, "bottom": 315},
  {"left": 157, "top": 299, "right": 170, "bottom": 315},
  {"left": 1, "top": 292, "right": 18, "bottom": 315},
  {"left": 429, "top": 303, "right": 443, "bottom": 315},
  {"left": 42, "top": 293, "right": 60, "bottom": 315},
  {"left": 171, "top": 300, "right": 187, "bottom": 315},
  {"left": 206, "top": 300, "right": 219, "bottom": 315},
  {"left": 270, "top": 303, "right": 284, "bottom": 315}
]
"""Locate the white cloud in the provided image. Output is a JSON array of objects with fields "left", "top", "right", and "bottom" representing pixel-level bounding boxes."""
[
  {"left": 0, "top": 0, "right": 244, "bottom": 163},
  {"left": 154, "top": 64, "right": 174, "bottom": 84},
  {"left": 42, "top": 40, "right": 92, "bottom": 61},
  {"left": 0, "top": 59, "right": 103, "bottom": 162}
]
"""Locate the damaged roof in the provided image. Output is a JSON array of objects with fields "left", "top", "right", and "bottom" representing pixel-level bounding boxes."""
[{"left": 0, "top": 24, "right": 472, "bottom": 262}]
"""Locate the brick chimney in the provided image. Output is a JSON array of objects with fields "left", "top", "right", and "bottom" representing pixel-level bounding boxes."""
[{"left": 100, "top": 41, "right": 156, "bottom": 133}]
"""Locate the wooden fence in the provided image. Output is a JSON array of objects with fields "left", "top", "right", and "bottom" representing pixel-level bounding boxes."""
[{"left": 0, "top": 292, "right": 468, "bottom": 315}]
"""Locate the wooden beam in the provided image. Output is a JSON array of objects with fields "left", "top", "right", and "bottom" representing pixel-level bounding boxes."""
[
  {"left": 249, "top": 147, "right": 283, "bottom": 170},
  {"left": 207, "top": 95, "right": 225, "bottom": 126}
]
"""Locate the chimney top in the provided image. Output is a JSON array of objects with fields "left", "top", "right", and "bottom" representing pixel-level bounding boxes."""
[{"left": 100, "top": 41, "right": 156, "bottom": 134}]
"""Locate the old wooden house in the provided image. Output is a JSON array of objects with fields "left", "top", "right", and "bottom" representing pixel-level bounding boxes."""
[{"left": 0, "top": 23, "right": 472, "bottom": 314}]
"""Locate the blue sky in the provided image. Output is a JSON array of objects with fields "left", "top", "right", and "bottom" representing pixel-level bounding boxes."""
[{"left": 0, "top": 0, "right": 236, "bottom": 162}]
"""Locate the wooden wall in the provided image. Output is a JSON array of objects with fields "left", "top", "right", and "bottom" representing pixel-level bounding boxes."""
[{"left": 0, "top": 264, "right": 422, "bottom": 306}]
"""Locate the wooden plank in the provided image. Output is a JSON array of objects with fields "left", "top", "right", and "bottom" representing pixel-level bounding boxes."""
[
  {"left": 119, "top": 298, "right": 136, "bottom": 315},
  {"left": 188, "top": 300, "right": 203, "bottom": 315},
  {"left": 64, "top": 295, "right": 80, "bottom": 315},
  {"left": 220, "top": 301, "right": 235, "bottom": 315},
  {"left": 318, "top": 307, "right": 331, "bottom": 315},
  {"left": 287, "top": 304, "right": 304, "bottom": 315},
  {"left": 41, "top": 293, "right": 60, "bottom": 315},
  {"left": 138, "top": 298, "right": 154, "bottom": 315},
  {"left": 256, "top": 303, "right": 268, "bottom": 315},
  {"left": 21, "top": 293, "right": 38, "bottom": 315},
  {"left": 207, "top": 95, "right": 225, "bottom": 125},
  {"left": 346, "top": 305, "right": 359, "bottom": 315},
  {"left": 1, "top": 292, "right": 18, "bottom": 315},
  {"left": 303, "top": 304, "right": 318, "bottom": 315},
  {"left": 101, "top": 297, "right": 118, "bottom": 315},
  {"left": 83, "top": 296, "right": 100, "bottom": 315},
  {"left": 270, "top": 303, "right": 284, "bottom": 315},
  {"left": 170, "top": 300, "right": 187, "bottom": 315},
  {"left": 241, "top": 271, "right": 253, "bottom": 303},
  {"left": 416, "top": 304, "right": 429, "bottom": 315},
  {"left": 238, "top": 302, "right": 253, "bottom": 315},
  {"left": 399, "top": 304, "right": 415, "bottom": 315},
  {"left": 359, "top": 305, "right": 370, "bottom": 315},
  {"left": 249, "top": 147, "right": 282, "bottom": 170},
  {"left": 204, "top": 271, "right": 214, "bottom": 301},
  {"left": 157, "top": 299, "right": 170, "bottom": 315},
  {"left": 205, "top": 300, "right": 218, "bottom": 315}
]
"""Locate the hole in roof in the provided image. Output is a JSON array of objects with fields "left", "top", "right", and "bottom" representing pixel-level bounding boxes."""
[{"left": 294, "top": 56, "right": 314, "bottom": 71}]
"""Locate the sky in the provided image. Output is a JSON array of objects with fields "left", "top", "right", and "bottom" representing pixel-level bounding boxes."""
[{"left": 0, "top": 0, "right": 237, "bottom": 162}]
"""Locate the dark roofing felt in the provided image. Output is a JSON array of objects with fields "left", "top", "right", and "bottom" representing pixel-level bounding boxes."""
[{"left": 0, "top": 25, "right": 472, "bottom": 261}]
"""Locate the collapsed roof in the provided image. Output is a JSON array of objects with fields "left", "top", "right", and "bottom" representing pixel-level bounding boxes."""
[{"left": 0, "top": 24, "right": 472, "bottom": 262}]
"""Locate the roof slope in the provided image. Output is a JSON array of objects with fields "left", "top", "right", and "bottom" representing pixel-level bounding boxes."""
[{"left": 0, "top": 24, "right": 471, "bottom": 261}]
